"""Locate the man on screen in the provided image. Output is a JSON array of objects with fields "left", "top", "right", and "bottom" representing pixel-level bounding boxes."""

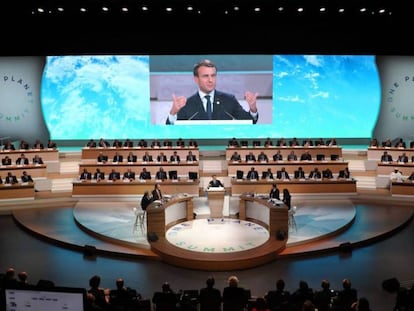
[{"left": 166, "top": 59, "right": 259, "bottom": 124}]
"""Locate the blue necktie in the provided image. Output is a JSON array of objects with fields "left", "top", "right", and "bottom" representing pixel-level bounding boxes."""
[{"left": 205, "top": 95, "right": 212, "bottom": 119}]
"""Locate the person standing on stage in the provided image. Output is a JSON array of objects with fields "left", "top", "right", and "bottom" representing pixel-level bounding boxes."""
[
  {"left": 152, "top": 183, "right": 163, "bottom": 201},
  {"left": 208, "top": 175, "right": 224, "bottom": 189},
  {"left": 269, "top": 184, "right": 280, "bottom": 200}
]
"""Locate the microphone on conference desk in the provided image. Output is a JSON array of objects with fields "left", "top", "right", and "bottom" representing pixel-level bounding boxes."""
[{"left": 188, "top": 111, "right": 199, "bottom": 120}]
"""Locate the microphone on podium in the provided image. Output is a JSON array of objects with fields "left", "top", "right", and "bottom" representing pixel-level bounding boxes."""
[{"left": 188, "top": 111, "right": 199, "bottom": 120}]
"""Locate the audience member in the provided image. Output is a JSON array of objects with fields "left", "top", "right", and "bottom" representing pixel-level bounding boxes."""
[
  {"left": 287, "top": 151, "right": 298, "bottom": 161},
  {"left": 109, "top": 277, "right": 141, "bottom": 311},
  {"left": 152, "top": 282, "right": 179, "bottom": 311},
  {"left": 33, "top": 139, "right": 44, "bottom": 149},
  {"left": 108, "top": 169, "right": 121, "bottom": 181},
  {"left": 276, "top": 167, "right": 290, "bottom": 180},
  {"left": 395, "top": 138, "right": 406, "bottom": 148},
  {"left": 390, "top": 168, "right": 403, "bottom": 181},
  {"left": 264, "top": 138, "right": 273, "bottom": 147},
  {"left": 16, "top": 153, "right": 29, "bottom": 165},
  {"left": 294, "top": 167, "right": 306, "bottom": 179},
  {"left": 313, "top": 279, "right": 337, "bottom": 311},
  {"left": 315, "top": 138, "right": 326, "bottom": 146},
  {"left": 308, "top": 167, "right": 322, "bottom": 179},
  {"left": 19, "top": 140, "right": 30, "bottom": 150},
  {"left": 176, "top": 138, "right": 185, "bottom": 147},
  {"left": 170, "top": 151, "right": 181, "bottom": 163},
  {"left": 16, "top": 271, "right": 31, "bottom": 287},
  {"left": 155, "top": 167, "right": 168, "bottom": 181},
  {"left": 265, "top": 279, "right": 290, "bottom": 311},
  {"left": 258, "top": 151, "right": 269, "bottom": 162},
  {"left": 246, "top": 152, "right": 257, "bottom": 162},
  {"left": 351, "top": 297, "right": 371, "bottom": 311},
  {"left": 80, "top": 168, "right": 92, "bottom": 181},
  {"left": 2, "top": 155, "right": 12, "bottom": 165},
  {"left": 277, "top": 138, "right": 287, "bottom": 147},
  {"left": 21, "top": 171, "right": 34, "bottom": 183},
  {"left": 188, "top": 139, "right": 198, "bottom": 148},
  {"left": 86, "top": 139, "right": 97, "bottom": 147},
  {"left": 98, "top": 138, "right": 110, "bottom": 148},
  {"left": 186, "top": 151, "right": 197, "bottom": 162},
  {"left": 300, "top": 151, "right": 312, "bottom": 161},
  {"left": 142, "top": 151, "right": 153, "bottom": 162},
  {"left": 380, "top": 151, "right": 393, "bottom": 162},
  {"left": 369, "top": 138, "right": 379, "bottom": 147},
  {"left": 112, "top": 139, "right": 123, "bottom": 148},
  {"left": 247, "top": 167, "right": 259, "bottom": 180},
  {"left": 273, "top": 150, "right": 283, "bottom": 161},
  {"left": 94, "top": 168, "right": 105, "bottom": 181},
  {"left": 408, "top": 171, "right": 414, "bottom": 181},
  {"left": 112, "top": 152, "right": 123, "bottom": 163},
  {"left": 290, "top": 138, "right": 300, "bottom": 147},
  {"left": 228, "top": 138, "right": 240, "bottom": 147},
  {"left": 151, "top": 139, "right": 161, "bottom": 148},
  {"left": 5, "top": 172, "right": 18, "bottom": 184},
  {"left": 199, "top": 276, "right": 222, "bottom": 311},
  {"left": 382, "top": 138, "right": 392, "bottom": 147},
  {"left": 252, "top": 297, "right": 270, "bottom": 311},
  {"left": 32, "top": 154, "right": 44, "bottom": 165},
  {"left": 222, "top": 275, "right": 249, "bottom": 311},
  {"left": 123, "top": 139, "right": 133, "bottom": 148},
  {"left": 139, "top": 167, "right": 152, "bottom": 180},
  {"left": 126, "top": 151, "right": 137, "bottom": 163},
  {"left": 3, "top": 140, "right": 16, "bottom": 150},
  {"left": 123, "top": 168, "right": 136, "bottom": 181},
  {"left": 262, "top": 168, "right": 274, "bottom": 180},
  {"left": 326, "top": 138, "right": 338, "bottom": 146},
  {"left": 97, "top": 152, "right": 109, "bottom": 163},
  {"left": 302, "top": 138, "right": 314, "bottom": 147},
  {"left": 290, "top": 281, "right": 315, "bottom": 311},
  {"left": 334, "top": 278, "right": 358, "bottom": 311},
  {"left": 137, "top": 139, "right": 148, "bottom": 148},
  {"left": 338, "top": 168, "right": 351, "bottom": 179},
  {"left": 230, "top": 151, "right": 242, "bottom": 162},
  {"left": 322, "top": 168, "right": 334, "bottom": 179},
  {"left": 87, "top": 275, "right": 110, "bottom": 311},
  {"left": 397, "top": 152, "right": 409, "bottom": 163},
  {"left": 157, "top": 152, "right": 168, "bottom": 163}
]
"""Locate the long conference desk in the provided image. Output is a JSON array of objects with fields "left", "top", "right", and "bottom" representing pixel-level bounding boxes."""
[
  {"left": 0, "top": 164, "right": 48, "bottom": 179},
  {"left": 231, "top": 178, "right": 357, "bottom": 195},
  {"left": 0, "top": 148, "right": 59, "bottom": 162},
  {"left": 367, "top": 147, "right": 414, "bottom": 161},
  {"left": 227, "top": 160, "right": 349, "bottom": 176},
  {"left": 72, "top": 179, "right": 200, "bottom": 196},
  {"left": 0, "top": 183, "right": 35, "bottom": 200},
  {"left": 391, "top": 180, "right": 414, "bottom": 196},
  {"left": 81, "top": 147, "right": 199, "bottom": 160},
  {"left": 376, "top": 162, "right": 414, "bottom": 176},
  {"left": 226, "top": 146, "right": 343, "bottom": 161}
]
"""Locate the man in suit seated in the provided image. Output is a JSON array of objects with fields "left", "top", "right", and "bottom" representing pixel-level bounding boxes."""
[
  {"left": 230, "top": 151, "right": 241, "bottom": 162},
  {"left": 156, "top": 152, "right": 168, "bottom": 163},
  {"left": 294, "top": 167, "right": 306, "bottom": 179},
  {"left": 80, "top": 168, "right": 92, "bottom": 181},
  {"left": 108, "top": 169, "right": 121, "bottom": 181},
  {"left": 287, "top": 151, "right": 298, "bottom": 161},
  {"left": 257, "top": 151, "right": 269, "bottom": 162},
  {"left": 32, "top": 154, "right": 44, "bottom": 165},
  {"left": 126, "top": 152, "right": 137, "bottom": 163},
  {"left": 276, "top": 167, "right": 290, "bottom": 180},
  {"left": 300, "top": 151, "right": 312, "bottom": 161},
  {"left": 139, "top": 168, "right": 151, "bottom": 180},
  {"left": 5, "top": 172, "right": 18, "bottom": 184},
  {"left": 245, "top": 152, "right": 256, "bottom": 162},
  {"left": 142, "top": 151, "right": 153, "bottom": 162},
  {"left": 93, "top": 168, "right": 105, "bottom": 181},
  {"left": 186, "top": 151, "right": 197, "bottom": 162},
  {"left": 1, "top": 156, "right": 12, "bottom": 165},
  {"left": 166, "top": 59, "right": 258, "bottom": 124},
  {"left": 322, "top": 168, "right": 334, "bottom": 179},
  {"left": 338, "top": 168, "right": 351, "bottom": 179},
  {"left": 155, "top": 167, "right": 168, "bottom": 180},
  {"left": 246, "top": 167, "right": 259, "bottom": 180},
  {"left": 21, "top": 171, "right": 34, "bottom": 183},
  {"left": 170, "top": 151, "right": 180, "bottom": 163},
  {"left": 397, "top": 152, "right": 409, "bottom": 163},
  {"left": 16, "top": 153, "right": 29, "bottom": 165},
  {"left": 273, "top": 150, "right": 283, "bottom": 161},
  {"left": 112, "top": 152, "right": 123, "bottom": 163},
  {"left": 97, "top": 152, "right": 108, "bottom": 163},
  {"left": 309, "top": 167, "right": 322, "bottom": 179},
  {"left": 380, "top": 151, "right": 393, "bottom": 162},
  {"left": 262, "top": 168, "right": 274, "bottom": 180},
  {"left": 123, "top": 168, "right": 135, "bottom": 181}
]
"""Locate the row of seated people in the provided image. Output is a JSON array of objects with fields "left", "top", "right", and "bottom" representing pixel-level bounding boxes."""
[
  {"left": 86, "top": 138, "right": 199, "bottom": 148},
  {"left": 1, "top": 139, "right": 57, "bottom": 151},
  {"left": 379, "top": 151, "right": 414, "bottom": 163},
  {"left": 1, "top": 154, "right": 44, "bottom": 166},
  {"left": 370, "top": 137, "right": 414, "bottom": 149},
  {"left": 96, "top": 151, "right": 197, "bottom": 163},
  {"left": 0, "top": 171, "right": 34, "bottom": 184},
  {"left": 230, "top": 150, "right": 340, "bottom": 162},
  {"left": 236, "top": 166, "right": 352, "bottom": 180},
  {"left": 228, "top": 137, "right": 339, "bottom": 148},
  {"left": 79, "top": 167, "right": 198, "bottom": 182}
]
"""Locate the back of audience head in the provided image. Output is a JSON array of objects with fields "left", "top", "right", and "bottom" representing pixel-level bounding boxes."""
[{"left": 228, "top": 275, "right": 239, "bottom": 287}]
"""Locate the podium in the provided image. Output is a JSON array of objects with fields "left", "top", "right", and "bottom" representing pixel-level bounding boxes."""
[{"left": 207, "top": 187, "right": 226, "bottom": 218}]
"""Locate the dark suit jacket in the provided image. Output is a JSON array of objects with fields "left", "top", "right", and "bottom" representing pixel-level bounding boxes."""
[
  {"left": 166, "top": 90, "right": 258, "bottom": 124},
  {"left": 156, "top": 171, "right": 167, "bottom": 180},
  {"left": 246, "top": 170, "right": 259, "bottom": 180},
  {"left": 294, "top": 170, "right": 306, "bottom": 179},
  {"left": 139, "top": 171, "right": 151, "bottom": 180},
  {"left": 157, "top": 155, "right": 168, "bottom": 162},
  {"left": 269, "top": 188, "right": 280, "bottom": 199},
  {"left": 16, "top": 158, "right": 29, "bottom": 165},
  {"left": 127, "top": 155, "right": 137, "bottom": 162},
  {"left": 5, "top": 175, "right": 18, "bottom": 184},
  {"left": 113, "top": 155, "right": 123, "bottom": 162},
  {"left": 80, "top": 172, "right": 92, "bottom": 180},
  {"left": 94, "top": 172, "right": 105, "bottom": 180},
  {"left": 21, "top": 175, "right": 34, "bottom": 183},
  {"left": 170, "top": 155, "right": 180, "bottom": 162},
  {"left": 277, "top": 170, "right": 290, "bottom": 180},
  {"left": 222, "top": 286, "right": 249, "bottom": 311},
  {"left": 123, "top": 172, "right": 135, "bottom": 180},
  {"left": 142, "top": 155, "right": 153, "bottom": 162},
  {"left": 109, "top": 172, "right": 121, "bottom": 180}
]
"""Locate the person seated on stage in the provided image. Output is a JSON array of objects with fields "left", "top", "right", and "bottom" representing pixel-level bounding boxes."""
[
  {"left": 380, "top": 151, "right": 393, "bottom": 163},
  {"left": 245, "top": 151, "right": 257, "bottom": 162},
  {"left": 152, "top": 282, "right": 179, "bottom": 311},
  {"left": 188, "top": 139, "right": 198, "bottom": 148},
  {"left": 262, "top": 168, "right": 274, "bottom": 180},
  {"left": 126, "top": 151, "right": 137, "bottom": 163},
  {"left": 408, "top": 171, "right": 414, "bottom": 181},
  {"left": 228, "top": 137, "right": 240, "bottom": 147},
  {"left": 208, "top": 175, "right": 224, "bottom": 189},
  {"left": 152, "top": 183, "right": 163, "bottom": 201},
  {"left": 2, "top": 139, "right": 15, "bottom": 151},
  {"left": 97, "top": 151, "right": 108, "bottom": 163},
  {"left": 186, "top": 150, "right": 197, "bottom": 162},
  {"left": 137, "top": 139, "right": 148, "bottom": 148},
  {"left": 47, "top": 139, "right": 57, "bottom": 149},
  {"left": 322, "top": 168, "right": 334, "bottom": 179},
  {"left": 382, "top": 138, "right": 392, "bottom": 147},
  {"left": 308, "top": 167, "right": 322, "bottom": 179},
  {"left": 21, "top": 171, "right": 34, "bottom": 183},
  {"left": 123, "top": 168, "right": 136, "bottom": 181},
  {"left": 273, "top": 150, "right": 283, "bottom": 161},
  {"left": 19, "top": 139, "right": 30, "bottom": 150},
  {"left": 264, "top": 137, "right": 273, "bottom": 147},
  {"left": 16, "top": 153, "right": 29, "bottom": 165},
  {"left": 141, "top": 191, "right": 152, "bottom": 211},
  {"left": 176, "top": 138, "right": 185, "bottom": 148},
  {"left": 32, "top": 154, "right": 44, "bottom": 165},
  {"left": 302, "top": 138, "right": 314, "bottom": 147},
  {"left": 276, "top": 167, "right": 290, "bottom": 180},
  {"left": 287, "top": 151, "right": 298, "bottom": 161},
  {"left": 315, "top": 138, "right": 326, "bottom": 146},
  {"left": 108, "top": 169, "right": 121, "bottom": 181},
  {"left": 338, "top": 167, "right": 351, "bottom": 179},
  {"left": 294, "top": 166, "right": 306, "bottom": 179},
  {"left": 151, "top": 139, "right": 161, "bottom": 148},
  {"left": 326, "top": 138, "right": 338, "bottom": 146},
  {"left": 138, "top": 167, "right": 151, "bottom": 180},
  {"left": 93, "top": 168, "right": 105, "bottom": 181},
  {"left": 112, "top": 151, "right": 123, "bottom": 163},
  {"left": 395, "top": 138, "right": 406, "bottom": 148},
  {"left": 5, "top": 172, "right": 18, "bottom": 184},
  {"left": 156, "top": 152, "right": 168, "bottom": 163},
  {"left": 163, "top": 139, "right": 173, "bottom": 148},
  {"left": 257, "top": 151, "right": 269, "bottom": 162},
  {"left": 230, "top": 151, "right": 241, "bottom": 162},
  {"left": 289, "top": 137, "right": 300, "bottom": 147},
  {"left": 170, "top": 151, "right": 180, "bottom": 163},
  {"left": 397, "top": 152, "right": 409, "bottom": 163},
  {"left": 142, "top": 151, "right": 153, "bottom": 162},
  {"left": 123, "top": 138, "right": 133, "bottom": 148},
  {"left": 277, "top": 137, "right": 288, "bottom": 147},
  {"left": 80, "top": 168, "right": 92, "bottom": 181},
  {"left": 246, "top": 166, "right": 260, "bottom": 180},
  {"left": 269, "top": 183, "right": 280, "bottom": 200},
  {"left": 300, "top": 151, "right": 312, "bottom": 161},
  {"left": 369, "top": 138, "right": 380, "bottom": 147},
  {"left": 390, "top": 168, "right": 403, "bottom": 181},
  {"left": 112, "top": 139, "right": 123, "bottom": 148},
  {"left": 32, "top": 139, "right": 44, "bottom": 149},
  {"left": 98, "top": 138, "right": 110, "bottom": 148},
  {"left": 2, "top": 155, "right": 12, "bottom": 166},
  {"left": 155, "top": 167, "right": 168, "bottom": 181},
  {"left": 86, "top": 139, "right": 97, "bottom": 147}
]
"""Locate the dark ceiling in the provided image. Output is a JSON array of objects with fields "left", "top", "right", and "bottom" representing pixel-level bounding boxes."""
[{"left": 3, "top": 0, "right": 412, "bottom": 55}]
